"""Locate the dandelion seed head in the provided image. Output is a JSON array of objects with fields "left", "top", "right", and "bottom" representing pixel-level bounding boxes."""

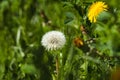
[{"left": 41, "top": 31, "right": 66, "bottom": 51}]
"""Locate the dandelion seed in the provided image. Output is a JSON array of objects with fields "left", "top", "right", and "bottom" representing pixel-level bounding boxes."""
[
  {"left": 88, "top": 1, "right": 108, "bottom": 23},
  {"left": 41, "top": 31, "right": 66, "bottom": 51}
]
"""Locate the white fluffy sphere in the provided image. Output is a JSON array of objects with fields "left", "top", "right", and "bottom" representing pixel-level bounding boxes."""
[{"left": 41, "top": 31, "right": 66, "bottom": 51}]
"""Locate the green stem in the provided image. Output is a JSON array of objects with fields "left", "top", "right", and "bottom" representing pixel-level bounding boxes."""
[{"left": 56, "top": 55, "right": 59, "bottom": 80}]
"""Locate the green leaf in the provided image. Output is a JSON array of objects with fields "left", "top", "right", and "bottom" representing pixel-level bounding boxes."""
[
  {"left": 21, "top": 64, "right": 37, "bottom": 74},
  {"left": 64, "top": 12, "right": 74, "bottom": 24}
]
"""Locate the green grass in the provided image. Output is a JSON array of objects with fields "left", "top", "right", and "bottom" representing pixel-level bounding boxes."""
[{"left": 0, "top": 0, "right": 120, "bottom": 80}]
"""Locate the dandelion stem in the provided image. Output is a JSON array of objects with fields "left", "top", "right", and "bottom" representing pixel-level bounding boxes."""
[{"left": 56, "top": 55, "right": 59, "bottom": 80}]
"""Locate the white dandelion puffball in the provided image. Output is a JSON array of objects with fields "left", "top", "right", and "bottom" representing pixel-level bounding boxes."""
[{"left": 41, "top": 31, "right": 66, "bottom": 51}]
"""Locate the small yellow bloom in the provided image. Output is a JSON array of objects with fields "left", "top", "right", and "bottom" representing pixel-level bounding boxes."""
[
  {"left": 74, "top": 37, "right": 84, "bottom": 47},
  {"left": 88, "top": 1, "right": 108, "bottom": 23}
]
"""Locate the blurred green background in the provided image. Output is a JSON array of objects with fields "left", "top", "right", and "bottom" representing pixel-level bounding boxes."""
[{"left": 0, "top": 0, "right": 120, "bottom": 80}]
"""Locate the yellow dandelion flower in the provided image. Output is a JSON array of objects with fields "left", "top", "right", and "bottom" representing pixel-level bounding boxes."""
[
  {"left": 74, "top": 37, "right": 84, "bottom": 47},
  {"left": 88, "top": 1, "right": 108, "bottom": 23}
]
